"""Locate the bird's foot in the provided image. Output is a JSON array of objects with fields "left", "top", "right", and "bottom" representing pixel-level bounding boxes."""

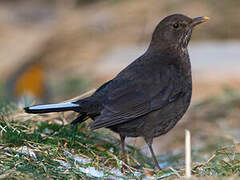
[
  {"left": 120, "top": 154, "right": 127, "bottom": 163},
  {"left": 154, "top": 165, "right": 162, "bottom": 173},
  {"left": 120, "top": 156, "right": 128, "bottom": 173},
  {"left": 120, "top": 164, "right": 129, "bottom": 173}
]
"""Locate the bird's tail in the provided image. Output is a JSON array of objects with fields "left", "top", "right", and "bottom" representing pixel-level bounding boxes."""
[{"left": 24, "top": 102, "right": 80, "bottom": 114}]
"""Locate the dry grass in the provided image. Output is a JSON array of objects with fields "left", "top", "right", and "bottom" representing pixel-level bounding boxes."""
[
  {"left": 1, "top": 87, "right": 240, "bottom": 179},
  {"left": 0, "top": 98, "right": 178, "bottom": 179}
]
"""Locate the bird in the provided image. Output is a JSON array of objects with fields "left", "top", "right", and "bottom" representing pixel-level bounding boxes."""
[{"left": 24, "top": 14, "right": 209, "bottom": 171}]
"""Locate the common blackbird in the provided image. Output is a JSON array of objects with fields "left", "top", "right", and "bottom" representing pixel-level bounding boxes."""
[{"left": 24, "top": 14, "right": 208, "bottom": 171}]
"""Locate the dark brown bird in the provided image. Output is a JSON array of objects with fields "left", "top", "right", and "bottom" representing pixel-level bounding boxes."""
[{"left": 24, "top": 14, "right": 208, "bottom": 171}]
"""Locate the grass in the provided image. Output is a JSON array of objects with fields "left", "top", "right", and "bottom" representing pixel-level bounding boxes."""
[
  {"left": 193, "top": 145, "right": 240, "bottom": 178},
  {"left": 1, "top": 87, "right": 240, "bottom": 179},
  {"left": 0, "top": 106, "right": 176, "bottom": 179}
]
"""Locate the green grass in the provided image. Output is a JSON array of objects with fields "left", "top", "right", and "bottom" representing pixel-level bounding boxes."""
[
  {"left": 1, "top": 109, "right": 172, "bottom": 179},
  {"left": 193, "top": 145, "right": 240, "bottom": 178},
  {"left": 1, "top": 88, "right": 240, "bottom": 179}
]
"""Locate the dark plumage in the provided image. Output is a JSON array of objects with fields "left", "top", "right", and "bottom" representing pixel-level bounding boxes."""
[{"left": 24, "top": 14, "right": 208, "bottom": 171}]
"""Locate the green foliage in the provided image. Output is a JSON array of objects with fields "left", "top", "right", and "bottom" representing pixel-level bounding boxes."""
[
  {"left": 0, "top": 117, "right": 154, "bottom": 179},
  {"left": 193, "top": 146, "right": 240, "bottom": 177},
  {"left": 1, "top": 88, "right": 240, "bottom": 179}
]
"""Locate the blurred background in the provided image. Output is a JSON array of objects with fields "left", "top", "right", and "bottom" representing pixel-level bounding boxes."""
[{"left": 1, "top": 0, "right": 240, "bottom": 162}]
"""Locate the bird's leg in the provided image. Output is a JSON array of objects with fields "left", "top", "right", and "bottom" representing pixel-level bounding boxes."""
[
  {"left": 120, "top": 135, "right": 126, "bottom": 163},
  {"left": 145, "top": 138, "right": 162, "bottom": 172},
  {"left": 120, "top": 135, "right": 128, "bottom": 173}
]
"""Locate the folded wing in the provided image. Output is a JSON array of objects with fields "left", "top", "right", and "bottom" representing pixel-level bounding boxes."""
[{"left": 91, "top": 63, "right": 182, "bottom": 130}]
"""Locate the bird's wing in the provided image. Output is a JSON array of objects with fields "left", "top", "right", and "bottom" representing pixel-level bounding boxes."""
[{"left": 90, "top": 63, "right": 183, "bottom": 130}]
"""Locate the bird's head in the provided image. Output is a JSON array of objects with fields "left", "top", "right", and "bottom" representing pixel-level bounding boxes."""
[{"left": 150, "top": 14, "right": 209, "bottom": 52}]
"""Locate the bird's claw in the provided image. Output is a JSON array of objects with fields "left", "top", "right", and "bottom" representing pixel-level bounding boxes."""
[{"left": 154, "top": 166, "right": 162, "bottom": 173}]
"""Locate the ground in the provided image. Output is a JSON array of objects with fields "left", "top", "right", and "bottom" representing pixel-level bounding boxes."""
[{"left": 1, "top": 87, "right": 240, "bottom": 179}]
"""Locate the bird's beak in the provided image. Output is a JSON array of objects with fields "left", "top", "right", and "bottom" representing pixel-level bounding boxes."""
[{"left": 191, "top": 16, "right": 209, "bottom": 27}]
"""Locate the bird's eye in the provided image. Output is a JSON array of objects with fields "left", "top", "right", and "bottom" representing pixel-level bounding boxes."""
[{"left": 173, "top": 23, "right": 179, "bottom": 29}]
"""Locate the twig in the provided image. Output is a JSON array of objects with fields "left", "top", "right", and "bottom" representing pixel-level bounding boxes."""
[
  {"left": 207, "top": 154, "right": 216, "bottom": 164},
  {"left": 169, "top": 166, "right": 181, "bottom": 178}
]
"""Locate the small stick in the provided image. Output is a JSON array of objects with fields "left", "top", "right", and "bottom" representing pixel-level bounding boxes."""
[
  {"left": 206, "top": 154, "right": 216, "bottom": 164},
  {"left": 185, "top": 129, "right": 191, "bottom": 178}
]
